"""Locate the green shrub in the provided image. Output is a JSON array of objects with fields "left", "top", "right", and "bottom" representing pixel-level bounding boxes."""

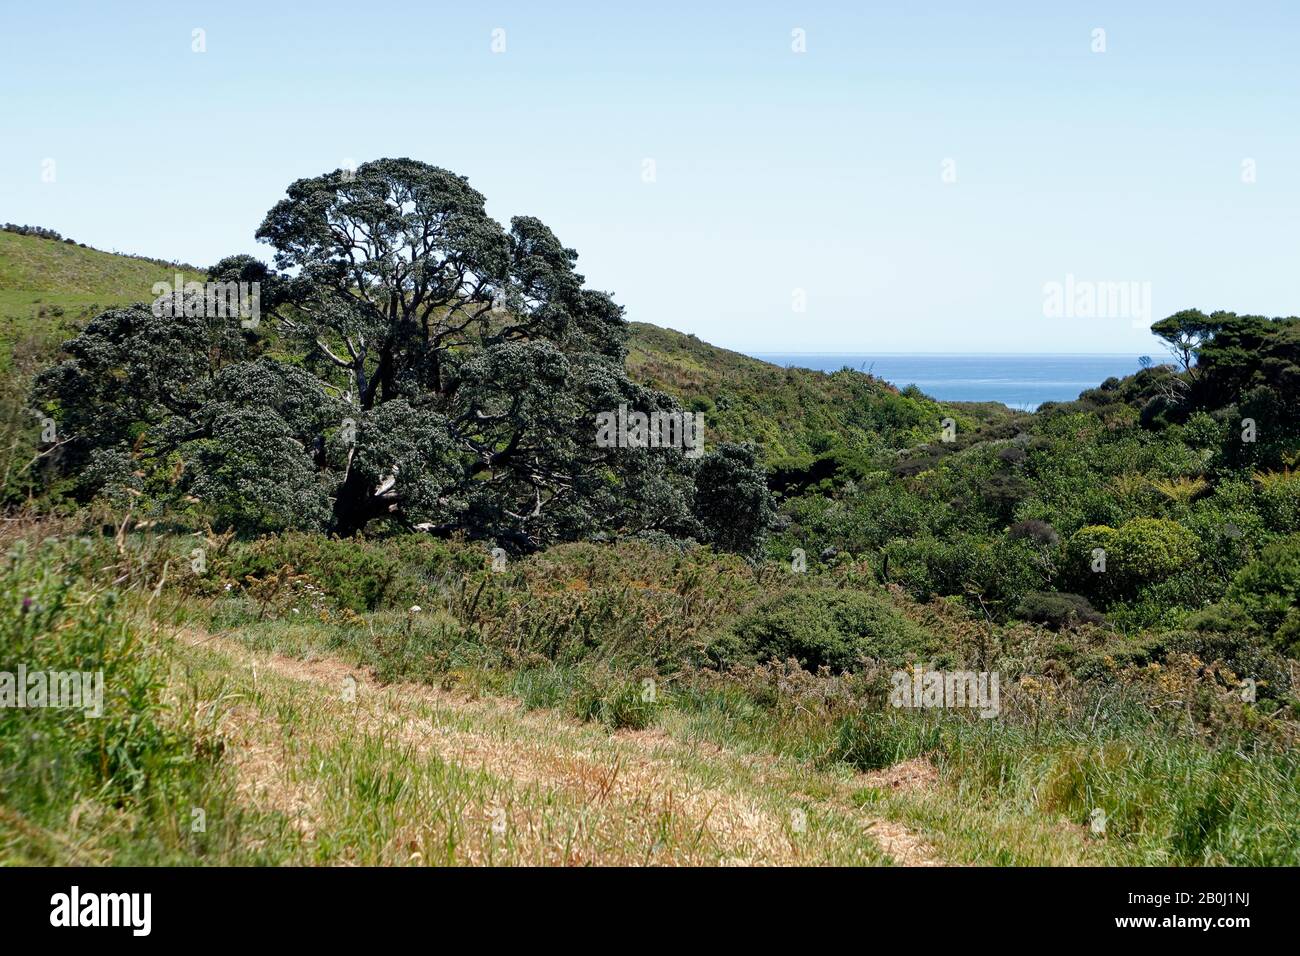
[
  {"left": 1113, "top": 517, "right": 1200, "bottom": 580},
  {"left": 882, "top": 533, "right": 1046, "bottom": 611},
  {"left": 1069, "top": 518, "right": 1199, "bottom": 602},
  {"left": 1227, "top": 533, "right": 1300, "bottom": 653},
  {"left": 484, "top": 541, "right": 758, "bottom": 672},
  {"left": 225, "top": 532, "right": 474, "bottom": 612},
  {"left": 1258, "top": 474, "right": 1300, "bottom": 535},
  {"left": 715, "top": 587, "right": 940, "bottom": 671},
  {"left": 1015, "top": 591, "right": 1103, "bottom": 630},
  {"left": 358, "top": 609, "right": 485, "bottom": 684},
  {"left": 1076, "top": 630, "right": 1290, "bottom": 699}
]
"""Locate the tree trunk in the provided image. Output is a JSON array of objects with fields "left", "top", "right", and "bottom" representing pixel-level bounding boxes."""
[{"left": 332, "top": 469, "right": 383, "bottom": 536}]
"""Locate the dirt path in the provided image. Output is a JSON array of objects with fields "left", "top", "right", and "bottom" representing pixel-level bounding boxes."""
[{"left": 174, "top": 628, "right": 944, "bottom": 866}]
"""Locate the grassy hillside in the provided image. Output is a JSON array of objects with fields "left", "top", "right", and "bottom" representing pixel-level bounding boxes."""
[
  {"left": 629, "top": 321, "right": 1023, "bottom": 462},
  {"left": 0, "top": 229, "right": 205, "bottom": 368}
]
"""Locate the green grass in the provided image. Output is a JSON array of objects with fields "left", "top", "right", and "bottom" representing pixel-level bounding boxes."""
[
  {"left": 0, "top": 230, "right": 206, "bottom": 368},
  {"left": 5, "top": 524, "right": 1297, "bottom": 866}
]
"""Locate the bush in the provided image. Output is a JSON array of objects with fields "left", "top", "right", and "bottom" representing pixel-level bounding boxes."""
[
  {"left": 1015, "top": 591, "right": 1103, "bottom": 630},
  {"left": 691, "top": 442, "right": 776, "bottom": 557},
  {"left": 883, "top": 533, "right": 1046, "bottom": 611},
  {"left": 1076, "top": 630, "right": 1291, "bottom": 699},
  {"left": 1008, "top": 519, "right": 1060, "bottom": 548},
  {"left": 1068, "top": 518, "right": 1199, "bottom": 602},
  {"left": 1114, "top": 517, "right": 1200, "bottom": 580},
  {"left": 225, "top": 532, "right": 475, "bottom": 612},
  {"left": 1226, "top": 533, "right": 1300, "bottom": 653},
  {"left": 1277, "top": 610, "right": 1300, "bottom": 657},
  {"left": 715, "top": 587, "right": 940, "bottom": 672},
  {"left": 1258, "top": 474, "right": 1300, "bottom": 535}
]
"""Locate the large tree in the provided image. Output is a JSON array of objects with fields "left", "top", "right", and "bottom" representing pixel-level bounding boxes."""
[
  {"left": 37, "top": 159, "right": 770, "bottom": 552},
  {"left": 1151, "top": 308, "right": 1217, "bottom": 375}
]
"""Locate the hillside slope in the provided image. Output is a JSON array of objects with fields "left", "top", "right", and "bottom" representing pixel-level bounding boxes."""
[
  {"left": 0, "top": 229, "right": 204, "bottom": 367},
  {"left": 628, "top": 323, "right": 1025, "bottom": 461}
]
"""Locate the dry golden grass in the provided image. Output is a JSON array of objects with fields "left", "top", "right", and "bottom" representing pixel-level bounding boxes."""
[{"left": 172, "top": 628, "right": 941, "bottom": 866}]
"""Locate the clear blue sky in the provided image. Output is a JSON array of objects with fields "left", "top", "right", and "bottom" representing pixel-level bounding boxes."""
[{"left": 2, "top": 1, "right": 1296, "bottom": 353}]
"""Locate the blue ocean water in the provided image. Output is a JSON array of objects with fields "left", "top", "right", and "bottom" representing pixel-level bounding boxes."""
[{"left": 749, "top": 353, "right": 1144, "bottom": 411}]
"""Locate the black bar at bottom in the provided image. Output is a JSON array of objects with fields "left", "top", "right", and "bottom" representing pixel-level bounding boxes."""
[{"left": 0, "top": 865, "right": 1275, "bottom": 942}]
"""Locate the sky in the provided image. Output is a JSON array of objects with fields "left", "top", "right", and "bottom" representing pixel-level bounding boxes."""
[{"left": 1, "top": 1, "right": 1297, "bottom": 354}]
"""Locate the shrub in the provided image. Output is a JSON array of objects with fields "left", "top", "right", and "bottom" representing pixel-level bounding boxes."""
[
  {"left": 1187, "top": 602, "right": 1261, "bottom": 635},
  {"left": 882, "top": 533, "right": 1046, "bottom": 611},
  {"left": 1076, "top": 630, "right": 1290, "bottom": 699},
  {"left": 1226, "top": 533, "right": 1300, "bottom": 652},
  {"left": 1015, "top": 590, "right": 1103, "bottom": 630},
  {"left": 1257, "top": 473, "right": 1300, "bottom": 535},
  {"left": 1068, "top": 518, "right": 1199, "bottom": 602},
  {"left": 691, "top": 442, "right": 776, "bottom": 557},
  {"left": 1276, "top": 610, "right": 1300, "bottom": 657},
  {"left": 225, "top": 532, "right": 474, "bottom": 612},
  {"left": 1008, "top": 519, "right": 1059, "bottom": 548},
  {"left": 1113, "top": 517, "right": 1200, "bottom": 580},
  {"left": 715, "top": 587, "right": 940, "bottom": 671}
]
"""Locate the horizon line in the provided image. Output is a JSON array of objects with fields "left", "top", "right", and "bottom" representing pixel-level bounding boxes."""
[{"left": 740, "top": 350, "right": 1152, "bottom": 357}]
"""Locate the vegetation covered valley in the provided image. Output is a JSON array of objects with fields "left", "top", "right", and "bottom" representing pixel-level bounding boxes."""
[{"left": 2, "top": 163, "right": 1298, "bottom": 866}]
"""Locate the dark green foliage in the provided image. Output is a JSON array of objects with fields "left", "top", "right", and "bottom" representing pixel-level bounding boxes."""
[
  {"left": 1153, "top": 310, "right": 1300, "bottom": 469},
  {"left": 33, "top": 160, "right": 774, "bottom": 554},
  {"left": 187, "top": 406, "right": 333, "bottom": 534},
  {"left": 1015, "top": 591, "right": 1103, "bottom": 630},
  {"left": 691, "top": 442, "right": 774, "bottom": 557},
  {"left": 882, "top": 533, "right": 1046, "bottom": 611},
  {"left": 1226, "top": 534, "right": 1300, "bottom": 653},
  {"left": 716, "top": 587, "right": 941, "bottom": 671}
]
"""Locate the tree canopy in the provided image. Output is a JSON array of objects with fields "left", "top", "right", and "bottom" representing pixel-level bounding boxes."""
[{"left": 35, "top": 159, "right": 772, "bottom": 554}]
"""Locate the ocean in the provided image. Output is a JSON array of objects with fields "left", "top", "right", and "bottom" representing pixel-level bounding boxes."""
[{"left": 749, "top": 353, "right": 1145, "bottom": 411}]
